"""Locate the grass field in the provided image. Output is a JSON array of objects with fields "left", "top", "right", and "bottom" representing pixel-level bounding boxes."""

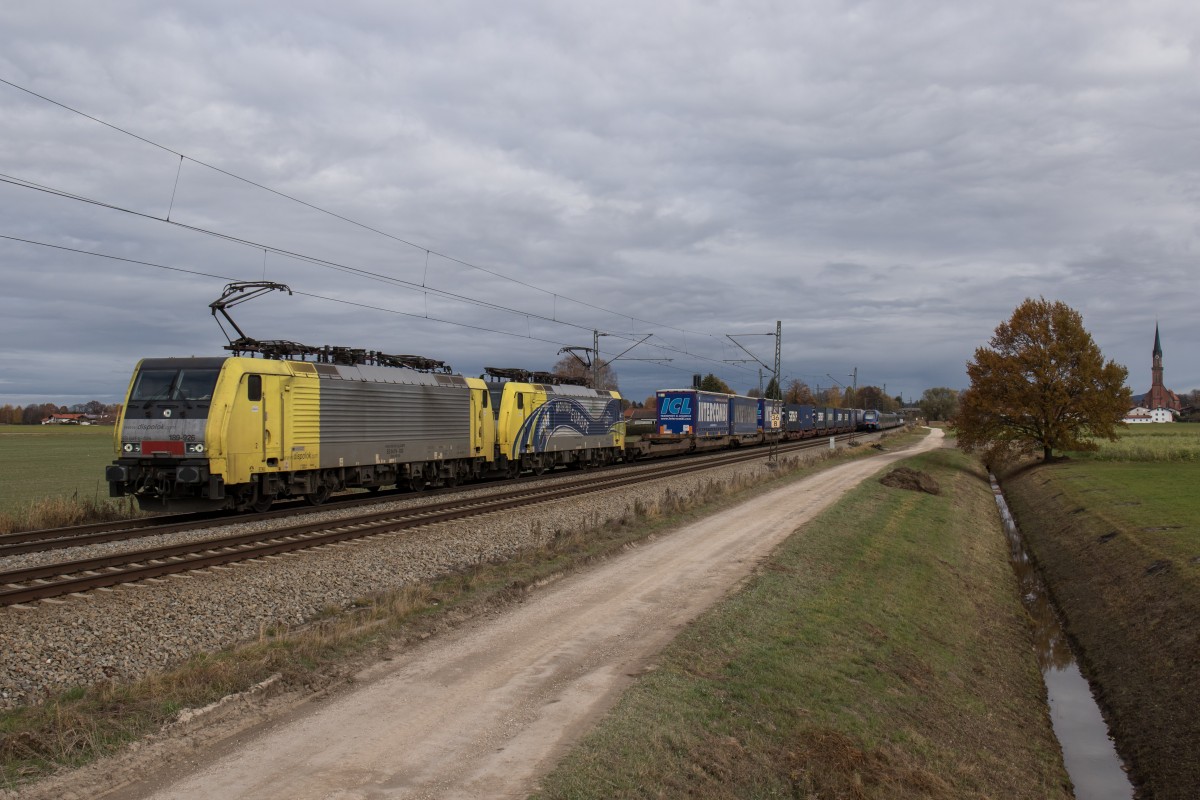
[
  {"left": 534, "top": 447, "right": 1069, "bottom": 799},
  {"left": 1079, "top": 423, "right": 1200, "bottom": 462},
  {"left": 0, "top": 425, "right": 121, "bottom": 518}
]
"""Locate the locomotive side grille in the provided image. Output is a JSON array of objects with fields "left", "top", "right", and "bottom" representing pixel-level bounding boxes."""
[{"left": 318, "top": 381, "right": 471, "bottom": 466}]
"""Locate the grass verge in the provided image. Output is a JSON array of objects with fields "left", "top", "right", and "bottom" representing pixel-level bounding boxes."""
[
  {"left": 0, "top": 429, "right": 923, "bottom": 790},
  {"left": 0, "top": 426, "right": 117, "bottom": 518},
  {"left": 533, "top": 447, "right": 1070, "bottom": 799},
  {"left": 1001, "top": 455, "right": 1200, "bottom": 800}
]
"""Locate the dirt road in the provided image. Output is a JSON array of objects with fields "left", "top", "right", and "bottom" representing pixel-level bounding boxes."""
[{"left": 118, "top": 431, "right": 942, "bottom": 799}]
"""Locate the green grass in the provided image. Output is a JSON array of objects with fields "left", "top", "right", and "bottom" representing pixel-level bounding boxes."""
[
  {"left": 1076, "top": 423, "right": 1200, "bottom": 462},
  {"left": 1054, "top": 424, "right": 1200, "bottom": 569},
  {"left": 534, "top": 448, "right": 1070, "bottom": 799},
  {"left": 0, "top": 425, "right": 116, "bottom": 514},
  {"left": 1001, "top": 449, "right": 1200, "bottom": 798},
  {"left": 1039, "top": 460, "right": 1200, "bottom": 569}
]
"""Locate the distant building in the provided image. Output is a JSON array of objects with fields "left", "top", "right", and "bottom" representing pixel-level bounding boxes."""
[
  {"left": 1126, "top": 324, "right": 1181, "bottom": 423},
  {"left": 41, "top": 413, "right": 90, "bottom": 425},
  {"left": 1124, "top": 406, "right": 1172, "bottom": 424}
]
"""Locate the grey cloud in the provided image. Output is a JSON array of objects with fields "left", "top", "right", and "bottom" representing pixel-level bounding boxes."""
[{"left": 3, "top": 1, "right": 1199, "bottom": 407}]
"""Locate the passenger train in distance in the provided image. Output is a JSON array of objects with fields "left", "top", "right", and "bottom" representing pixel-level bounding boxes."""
[{"left": 861, "top": 409, "right": 905, "bottom": 432}]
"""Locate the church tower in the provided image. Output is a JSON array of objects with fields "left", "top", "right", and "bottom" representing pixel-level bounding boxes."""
[
  {"left": 1152, "top": 324, "right": 1164, "bottom": 390},
  {"left": 1145, "top": 323, "right": 1181, "bottom": 414}
]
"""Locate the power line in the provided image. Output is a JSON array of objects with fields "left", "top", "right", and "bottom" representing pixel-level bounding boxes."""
[
  {"left": 0, "top": 171, "right": 748, "bottom": 371},
  {"left": 0, "top": 78, "right": 759, "bottom": 381},
  {"left": 0, "top": 76, "right": 725, "bottom": 344},
  {"left": 0, "top": 232, "right": 742, "bottom": 377}
]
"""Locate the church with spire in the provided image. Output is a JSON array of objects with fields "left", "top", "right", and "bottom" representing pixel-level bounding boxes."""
[{"left": 1126, "top": 324, "right": 1182, "bottom": 423}]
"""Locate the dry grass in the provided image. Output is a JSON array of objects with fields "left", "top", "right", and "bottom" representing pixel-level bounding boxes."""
[{"left": 0, "top": 495, "right": 140, "bottom": 535}]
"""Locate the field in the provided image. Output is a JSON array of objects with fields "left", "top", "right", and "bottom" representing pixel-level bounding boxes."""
[
  {"left": 0, "top": 425, "right": 119, "bottom": 516},
  {"left": 1001, "top": 423, "right": 1200, "bottom": 799},
  {"left": 1080, "top": 422, "right": 1200, "bottom": 462}
]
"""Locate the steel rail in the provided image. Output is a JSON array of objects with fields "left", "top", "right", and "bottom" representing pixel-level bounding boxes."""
[
  {"left": 0, "top": 434, "right": 855, "bottom": 602},
  {"left": 1, "top": 434, "right": 846, "bottom": 557}
]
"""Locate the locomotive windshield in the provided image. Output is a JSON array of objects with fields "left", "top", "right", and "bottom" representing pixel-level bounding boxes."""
[{"left": 131, "top": 368, "right": 221, "bottom": 402}]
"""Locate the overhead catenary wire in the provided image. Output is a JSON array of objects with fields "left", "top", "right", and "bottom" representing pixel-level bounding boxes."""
[
  {"left": 0, "top": 89, "right": 757, "bottom": 377},
  {"left": 0, "top": 233, "right": 712, "bottom": 377},
  {"left": 0, "top": 170, "right": 738, "bottom": 364},
  {"left": 0, "top": 76, "right": 723, "bottom": 345}
]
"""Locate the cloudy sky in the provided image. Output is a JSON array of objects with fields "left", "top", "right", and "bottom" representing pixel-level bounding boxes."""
[{"left": 2, "top": 1, "right": 1197, "bottom": 408}]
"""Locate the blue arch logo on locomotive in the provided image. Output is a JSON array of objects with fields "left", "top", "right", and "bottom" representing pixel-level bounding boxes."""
[{"left": 512, "top": 396, "right": 623, "bottom": 457}]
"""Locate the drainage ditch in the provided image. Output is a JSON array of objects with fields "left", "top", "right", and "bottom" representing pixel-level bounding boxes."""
[{"left": 989, "top": 474, "right": 1134, "bottom": 800}]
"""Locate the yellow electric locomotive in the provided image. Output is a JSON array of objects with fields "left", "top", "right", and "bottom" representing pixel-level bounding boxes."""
[
  {"left": 484, "top": 368, "right": 625, "bottom": 476},
  {"left": 107, "top": 355, "right": 495, "bottom": 512},
  {"left": 106, "top": 283, "right": 629, "bottom": 512}
]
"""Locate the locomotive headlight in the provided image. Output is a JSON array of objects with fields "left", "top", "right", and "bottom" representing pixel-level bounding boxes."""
[
  {"left": 186, "top": 442, "right": 206, "bottom": 454},
  {"left": 122, "top": 442, "right": 141, "bottom": 454}
]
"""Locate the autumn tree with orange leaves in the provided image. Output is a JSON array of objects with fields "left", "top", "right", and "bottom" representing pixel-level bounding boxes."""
[{"left": 956, "top": 298, "right": 1130, "bottom": 464}]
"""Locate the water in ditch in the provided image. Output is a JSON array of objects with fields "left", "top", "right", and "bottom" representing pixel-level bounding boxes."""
[{"left": 989, "top": 475, "right": 1134, "bottom": 800}]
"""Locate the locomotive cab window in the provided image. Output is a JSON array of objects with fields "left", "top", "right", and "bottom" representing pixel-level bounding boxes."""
[
  {"left": 130, "top": 369, "right": 176, "bottom": 401},
  {"left": 247, "top": 374, "right": 262, "bottom": 402},
  {"left": 517, "top": 393, "right": 524, "bottom": 410},
  {"left": 174, "top": 369, "right": 220, "bottom": 401},
  {"left": 130, "top": 368, "right": 220, "bottom": 403}
]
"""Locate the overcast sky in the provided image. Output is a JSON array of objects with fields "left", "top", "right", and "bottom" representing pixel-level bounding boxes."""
[{"left": 2, "top": 1, "right": 1197, "bottom": 408}]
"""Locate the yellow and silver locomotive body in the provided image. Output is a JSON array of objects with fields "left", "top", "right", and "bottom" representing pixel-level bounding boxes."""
[
  {"left": 107, "top": 356, "right": 496, "bottom": 511},
  {"left": 488, "top": 377, "right": 625, "bottom": 476}
]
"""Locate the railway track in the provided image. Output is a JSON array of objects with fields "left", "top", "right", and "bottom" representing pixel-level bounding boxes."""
[
  {"left": 0, "top": 486, "right": 409, "bottom": 558},
  {"left": 1, "top": 435, "right": 852, "bottom": 606}
]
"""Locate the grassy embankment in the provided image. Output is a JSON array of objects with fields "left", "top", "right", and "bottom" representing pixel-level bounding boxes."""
[
  {"left": 534, "top": 446, "right": 1070, "bottom": 799},
  {"left": 1001, "top": 424, "right": 1200, "bottom": 800},
  {"left": 0, "top": 425, "right": 135, "bottom": 531},
  {"left": 2, "top": 428, "right": 925, "bottom": 789}
]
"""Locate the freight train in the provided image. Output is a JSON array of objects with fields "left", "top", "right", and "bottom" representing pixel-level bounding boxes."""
[{"left": 106, "top": 354, "right": 903, "bottom": 512}]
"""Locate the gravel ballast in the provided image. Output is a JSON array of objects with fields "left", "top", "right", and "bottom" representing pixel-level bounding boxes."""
[{"left": 0, "top": 447, "right": 838, "bottom": 708}]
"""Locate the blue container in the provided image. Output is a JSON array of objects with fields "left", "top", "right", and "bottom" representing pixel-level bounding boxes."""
[
  {"left": 730, "top": 395, "right": 759, "bottom": 436},
  {"left": 784, "top": 404, "right": 814, "bottom": 434},
  {"left": 758, "top": 398, "right": 783, "bottom": 433},
  {"left": 656, "top": 389, "right": 729, "bottom": 438}
]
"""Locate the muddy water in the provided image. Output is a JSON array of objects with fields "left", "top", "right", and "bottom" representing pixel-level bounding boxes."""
[{"left": 989, "top": 475, "right": 1134, "bottom": 800}]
